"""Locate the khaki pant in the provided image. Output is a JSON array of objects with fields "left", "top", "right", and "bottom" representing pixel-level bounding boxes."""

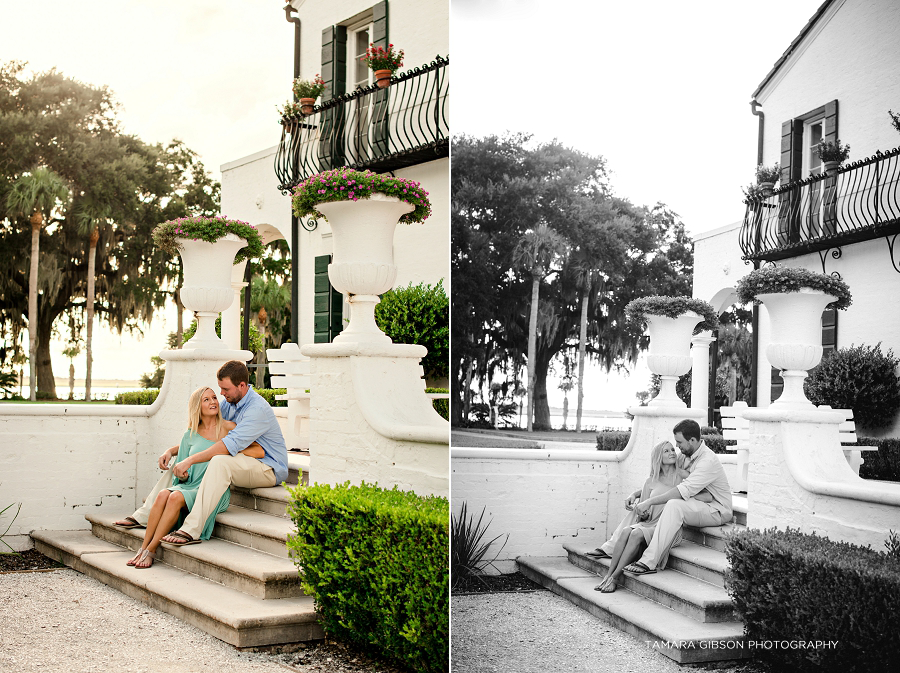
[
  {"left": 638, "top": 499, "right": 728, "bottom": 570},
  {"left": 179, "top": 454, "right": 276, "bottom": 540}
]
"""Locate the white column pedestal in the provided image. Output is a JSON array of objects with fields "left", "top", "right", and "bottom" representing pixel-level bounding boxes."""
[{"left": 690, "top": 334, "right": 716, "bottom": 412}]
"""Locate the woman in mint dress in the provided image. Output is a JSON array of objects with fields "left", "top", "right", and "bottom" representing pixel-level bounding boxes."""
[{"left": 128, "top": 386, "right": 263, "bottom": 569}]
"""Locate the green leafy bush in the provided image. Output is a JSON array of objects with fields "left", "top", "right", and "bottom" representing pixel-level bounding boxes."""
[
  {"left": 847, "top": 437, "right": 900, "bottom": 482},
  {"left": 426, "top": 387, "right": 449, "bottom": 420},
  {"left": 701, "top": 434, "right": 736, "bottom": 454},
  {"left": 115, "top": 389, "right": 160, "bottom": 405},
  {"left": 253, "top": 388, "right": 287, "bottom": 407},
  {"left": 596, "top": 431, "right": 631, "bottom": 451},
  {"left": 805, "top": 344, "right": 900, "bottom": 430},
  {"left": 725, "top": 527, "right": 900, "bottom": 672},
  {"left": 375, "top": 280, "right": 449, "bottom": 379},
  {"left": 181, "top": 315, "right": 265, "bottom": 354},
  {"left": 285, "top": 482, "right": 448, "bottom": 673}
]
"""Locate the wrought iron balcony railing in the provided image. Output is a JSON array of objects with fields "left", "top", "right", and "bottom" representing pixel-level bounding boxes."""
[
  {"left": 275, "top": 56, "right": 449, "bottom": 194},
  {"left": 739, "top": 146, "right": 900, "bottom": 263}
]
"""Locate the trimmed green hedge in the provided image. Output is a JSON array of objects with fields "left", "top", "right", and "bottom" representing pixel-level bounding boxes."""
[
  {"left": 285, "top": 482, "right": 448, "bottom": 672},
  {"left": 114, "top": 388, "right": 287, "bottom": 407},
  {"left": 850, "top": 437, "right": 900, "bottom": 482},
  {"left": 596, "top": 431, "right": 631, "bottom": 451},
  {"left": 725, "top": 527, "right": 900, "bottom": 672},
  {"left": 115, "top": 389, "right": 160, "bottom": 405},
  {"left": 426, "top": 387, "right": 449, "bottom": 421}
]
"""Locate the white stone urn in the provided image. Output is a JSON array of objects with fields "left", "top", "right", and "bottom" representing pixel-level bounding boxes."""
[
  {"left": 316, "top": 193, "right": 414, "bottom": 343},
  {"left": 759, "top": 288, "right": 836, "bottom": 408},
  {"left": 646, "top": 312, "right": 704, "bottom": 407},
  {"left": 177, "top": 233, "right": 246, "bottom": 349}
]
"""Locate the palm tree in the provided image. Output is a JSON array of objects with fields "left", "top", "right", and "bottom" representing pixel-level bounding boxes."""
[
  {"left": 511, "top": 224, "right": 568, "bottom": 431},
  {"left": 73, "top": 192, "right": 112, "bottom": 402},
  {"left": 6, "top": 168, "right": 70, "bottom": 401},
  {"left": 570, "top": 248, "right": 605, "bottom": 433}
]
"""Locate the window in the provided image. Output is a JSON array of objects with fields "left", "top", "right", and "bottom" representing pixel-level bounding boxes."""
[{"left": 348, "top": 22, "right": 373, "bottom": 90}]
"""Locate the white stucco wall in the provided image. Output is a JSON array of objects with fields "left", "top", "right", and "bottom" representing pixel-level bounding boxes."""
[{"left": 756, "top": 0, "right": 900, "bottom": 167}]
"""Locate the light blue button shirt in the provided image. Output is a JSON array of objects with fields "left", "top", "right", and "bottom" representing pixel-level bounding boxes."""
[{"left": 219, "top": 386, "right": 288, "bottom": 484}]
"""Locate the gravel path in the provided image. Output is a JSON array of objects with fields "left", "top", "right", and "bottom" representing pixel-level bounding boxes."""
[{"left": 451, "top": 591, "right": 686, "bottom": 673}]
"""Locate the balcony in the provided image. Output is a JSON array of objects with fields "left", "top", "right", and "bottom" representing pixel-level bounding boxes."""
[
  {"left": 274, "top": 56, "right": 449, "bottom": 194},
  {"left": 739, "top": 146, "right": 900, "bottom": 263}
]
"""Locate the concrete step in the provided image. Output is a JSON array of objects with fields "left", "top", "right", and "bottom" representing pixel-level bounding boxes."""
[
  {"left": 87, "top": 513, "right": 304, "bottom": 599},
  {"left": 564, "top": 542, "right": 735, "bottom": 623},
  {"left": 517, "top": 556, "right": 749, "bottom": 664},
  {"left": 681, "top": 522, "right": 743, "bottom": 553},
  {"left": 732, "top": 495, "right": 747, "bottom": 526},
  {"left": 230, "top": 484, "right": 292, "bottom": 518},
  {"left": 32, "top": 530, "right": 323, "bottom": 648},
  {"left": 213, "top": 507, "right": 296, "bottom": 559},
  {"left": 667, "top": 541, "right": 730, "bottom": 588},
  {"left": 287, "top": 453, "right": 309, "bottom": 487}
]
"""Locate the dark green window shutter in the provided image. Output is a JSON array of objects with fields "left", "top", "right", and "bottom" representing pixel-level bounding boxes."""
[
  {"left": 313, "top": 255, "right": 343, "bottom": 343},
  {"left": 822, "top": 308, "right": 837, "bottom": 358},
  {"left": 320, "top": 26, "right": 347, "bottom": 170},
  {"left": 780, "top": 119, "right": 795, "bottom": 185},
  {"left": 823, "top": 99, "right": 838, "bottom": 145},
  {"left": 371, "top": 1, "right": 390, "bottom": 157},
  {"left": 373, "top": 1, "right": 388, "bottom": 48}
]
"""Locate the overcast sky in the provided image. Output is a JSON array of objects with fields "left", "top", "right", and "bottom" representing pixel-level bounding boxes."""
[{"left": 2, "top": 0, "right": 825, "bottom": 406}]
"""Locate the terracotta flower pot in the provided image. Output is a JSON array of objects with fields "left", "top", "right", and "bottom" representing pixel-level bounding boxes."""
[
  {"left": 759, "top": 288, "right": 837, "bottom": 408},
  {"left": 177, "top": 233, "right": 246, "bottom": 349},
  {"left": 315, "top": 193, "right": 414, "bottom": 343},
  {"left": 374, "top": 69, "right": 392, "bottom": 88},
  {"left": 645, "top": 312, "right": 704, "bottom": 407},
  {"left": 823, "top": 160, "right": 841, "bottom": 176},
  {"left": 299, "top": 97, "right": 315, "bottom": 115}
]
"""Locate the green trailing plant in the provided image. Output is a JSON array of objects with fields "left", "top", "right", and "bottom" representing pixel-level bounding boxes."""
[
  {"left": 816, "top": 138, "right": 851, "bottom": 163},
  {"left": 451, "top": 501, "right": 508, "bottom": 589},
  {"left": 360, "top": 43, "right": 405, "bottom": 73},
  {"left": 277, "top": 100, "right": 305, "bottom": 119},
  {"left": 375, "top": 280, "right": 449, "bottom": 379},
  {"left": 181, "top": 315, "right": 265, "bottom": 353},
  {"left": 292, "top": 74, "right": 326, "bottom": 100},
  {"left": 291, "top": 167, "right": 432, "bottom": 224},
  {"left": 285, "top": 481, "right": 448, "bottom": 673},
  {"left": 805, "top": 344, "right": 900, "bottom": 430},
  {"left": 426, "top": 387, "right": 449, "bottom": 420},
  {"left": 725, "top": 527, "right": 899, "bottom": 672},
  {"left": 1, "top": 501, "right": 22, "bottom": 554},
  {"left": 625, "top": 295, "right": 719, "bottom": 334},
  {"left": 151, "top": 215, "right": 263, "bottom": 263},
  {"left": 755, "top": 162, "right": 780, "bottom": 184},
  {"left": 735, "top": 266, "right": 852, "bottom": 310}
]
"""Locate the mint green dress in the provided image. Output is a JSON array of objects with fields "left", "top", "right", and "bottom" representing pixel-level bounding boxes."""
[{"left": 168, "top": 430, "right": 231, "bottom": 540}]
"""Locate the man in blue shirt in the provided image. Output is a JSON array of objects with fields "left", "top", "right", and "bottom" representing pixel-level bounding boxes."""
[{"left": 158, "top": 360, "right": 288, "bottom": 545}]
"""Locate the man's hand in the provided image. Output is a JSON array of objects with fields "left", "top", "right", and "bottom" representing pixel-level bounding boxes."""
[
  {"left": 239, "top": 441, "right": 265, "bottom": 459},
  {"left": 159, "top": 446, "right": 178, "bottom": 470},
  {"left": 173, "top": 459, "right": 191, "bottom": 480}
]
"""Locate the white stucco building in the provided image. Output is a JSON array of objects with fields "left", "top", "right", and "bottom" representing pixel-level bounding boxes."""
[
  {"left": 221, "top": 0, "right": 449, "bottom": 350},
  {"left": 694, "top": 0, "right": 900, "bottom": 435}
]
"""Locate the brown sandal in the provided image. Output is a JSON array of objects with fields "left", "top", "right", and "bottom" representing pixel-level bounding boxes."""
[
  {"left": 161, "top": 530, "right": 199, "bottom": 546},
  {"left": 114, "top": 516, "right": 145, "bottom": 529},
  {"left": 126, "top": 549, "right": 144, "bottom": 566},
  {"left": 133, "top": 549, "right": 155, "bottom": 569}
]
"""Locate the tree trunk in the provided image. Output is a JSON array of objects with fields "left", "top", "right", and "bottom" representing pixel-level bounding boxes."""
[
  {"left": 68, "top": 362, "right": 75, "bottom": 400},
  {"left": 533, "top": 361, "right": 552, "bottom": 430},
  {"left": 463, "top": 356, "right": 474, "bottom": 422},
  {"left": 36, "top": 315, "right": 57, "bottom": 399},
  {"left": 85, "top": 228, "right": 99, "bottom": 402},
  {"left": 526, "top": 275, "right": 540, "bottom": 432},
  {"left": 28, "top": 212, "right": 41, "bottom": 401},
  {"left": 576, "top": 290, "right": 589, "bottom": 433}
]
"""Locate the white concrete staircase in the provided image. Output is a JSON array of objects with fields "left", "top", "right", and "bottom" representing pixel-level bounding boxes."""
[
  {"left": 517, "top": 496, "right": 752, "bottom": 664},
  {"left": 32, "top": 454, "right": 323, "bottom": 648}
]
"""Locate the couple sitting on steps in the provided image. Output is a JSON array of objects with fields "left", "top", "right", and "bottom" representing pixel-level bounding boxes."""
[
  {"left": 588, "top": 419, "right": 732, "bottom": 593},
  {"left": 113, "top": 360, "right": 288, "bottom": 569}
]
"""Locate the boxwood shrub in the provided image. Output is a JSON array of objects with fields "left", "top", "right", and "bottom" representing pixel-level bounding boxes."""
[
  {"left": 426, "top": 387, "right": 449, "bottom": 421},
  {"left": 848, "top": 437, "right": 900, "bottom": 482},
  {"left": 595, "top": 431, "right": 734, "bottom": 454},
  {"left": 114, "top": 388, "right": 286, "bottom": 407},
  {"left": 285, "top": 481, "right": 448, "bottom": 672},
  {"left": 725, "top": 527, "right": 900, "bottom": 672}
]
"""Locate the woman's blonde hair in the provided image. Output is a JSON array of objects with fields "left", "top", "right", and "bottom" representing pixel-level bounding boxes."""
[
  {"left": 187, "top": 386, "right": 226, "bottom": 439},
  {"left": 648, "top": 441, "right": 675, "bottom": 482}
]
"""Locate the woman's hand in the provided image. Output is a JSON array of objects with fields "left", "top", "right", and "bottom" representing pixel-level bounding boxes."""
[
  {"left": 633, "top": 500, "right": 651, "bottom": 520},
  {"left": 173, "top": 460, "right": 191, "bottom": 480},
  {"left": 240, "top": 442, "right": 265, "bottom": 459},
  {"left": 158, "top": 446, "right": 178, "bottom": 470}
]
